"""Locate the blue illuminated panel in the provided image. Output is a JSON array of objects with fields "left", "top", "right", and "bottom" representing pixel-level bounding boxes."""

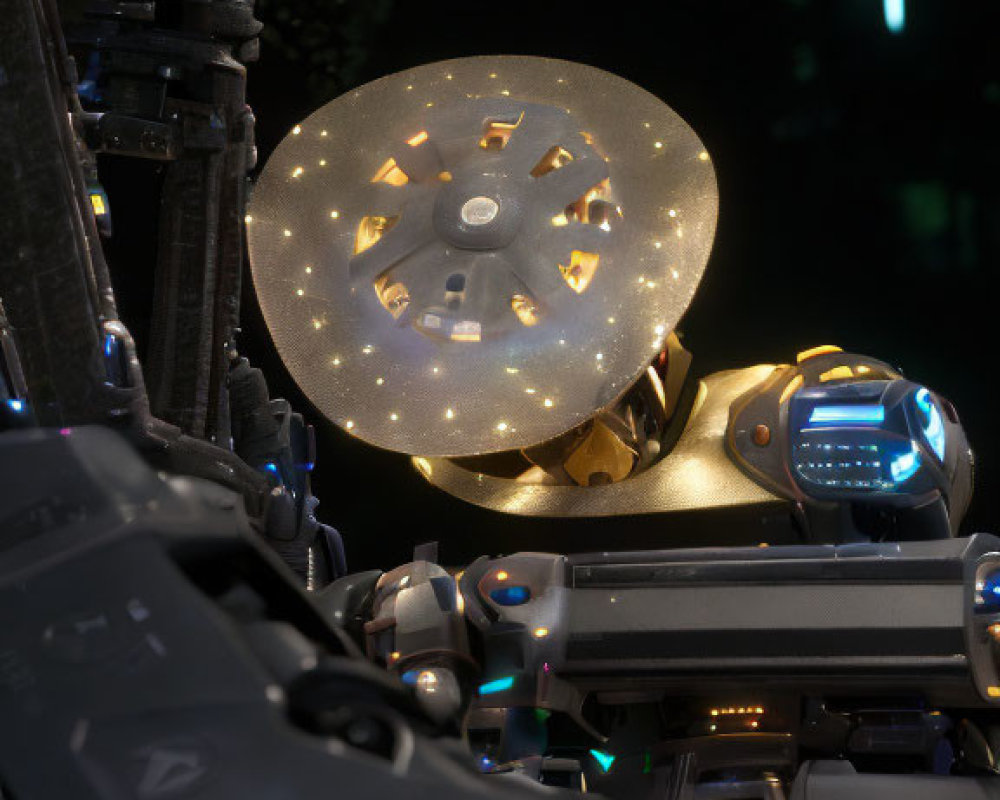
[
  {"left": 489, "top": 585, "right": 531, "bottom": 606},
  {"left": 478, "top": 676, "right": 515, "bottom": 696},
  {"left": 915, "top": 388, "right": 946, "bottom": 461},
  {"left": 808, "top": 405, "right": 885, "bottom": 426}
]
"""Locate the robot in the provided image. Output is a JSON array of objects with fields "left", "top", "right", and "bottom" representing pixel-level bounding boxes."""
[
  {"left": 0, "top": 2, "right": 996, "bottom": 797},
  {"left": 245, "top": 56, "right": 989, "bottom": 798}
]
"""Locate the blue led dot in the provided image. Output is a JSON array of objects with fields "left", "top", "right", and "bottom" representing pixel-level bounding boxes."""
[{"left": 489, "top": 585, "right": 531, "bottom": 606}]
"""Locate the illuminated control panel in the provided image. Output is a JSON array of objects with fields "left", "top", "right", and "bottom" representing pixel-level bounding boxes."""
[{"left": 788, "top": 379, "right": 948, "bottom": 502}]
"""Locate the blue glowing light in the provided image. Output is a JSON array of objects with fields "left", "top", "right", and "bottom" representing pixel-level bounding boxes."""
[
  {"left": 808, "top": 405, "right": 885, "bottom": 426},
  {"left": 915, "top": 388, "right": 946, "bottom": 461},
  {"left": 589, "top": 749, "right": 617, "bottom": 773},
  {"left": 104, "top": 333, "right": 115, "bottom": 358},
  {"left": 6, "top": 399, "right": 24, "bottom": 413},
  {"left": 890, "top": 443, "right": 921, "bottom": 483},
  {"left": 979, "top": 571, "right": 1000, "bottom": 612},
  {"left": 400, "top": 670, "right": 419, "bottom": 686},
  {"left": 884, "top": 0, "right": 905, "bottom": 34},
  {"left": 489, "top": 585, "right": 531, "bottom": 606},
  {"left": 264, "top": 462, "right": 279, "bottom": 474},
  {"left": 478, "top": 676, "right": 515, "bottom": 696}
]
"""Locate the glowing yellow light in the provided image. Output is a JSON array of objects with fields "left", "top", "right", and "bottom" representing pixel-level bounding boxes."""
[
  {"left": 543, "top": 398, "right": 554, "bottom": 408},
  {"left": 320, "top": 129, "right": 328, "bottom": 137},
  {"left": 654, "top": 241, "right": 662, "bottom": 249},
  {"left": 654, "top": 141, "right": 663, "bottom": 149},
  {"left": 698, "top": 151, "right": 710, "bottom": 161},
  {"left": 283, "top": 229, "right": 292, "bottom": 237},
  {"left": 417, "top": 670, "right": 438, "bottom": 689},
  {"left": 797, "top": 344, "right": 843, "bottom": 363},
  {"left": 345, "top": 419, "right": 354, "bottom": 429},
  {"left": 305, "top": 266, "right": 312, "bottom": 274},
  {"left": 319, "top": 159, "right": 327, "bottom": 166},
  {"left": 371, "top": 158, "right": 409, "bottom": 186},
  {"left": 489, "top": 72, "right": 497, "bottom": 79},
  {"left": 710, "top": 709, "right": 719, "bottom": 717},
  {"left": 375, "top": 377, "right": 384, "bottom": 386},
  {"left": 389, "top": 412, "right": 399, "bottom": 421},
  {"left": 445, "top": 74, "right": 453, "bottom": 80},
  {"left": 296, "top": 289, "right": 304, "bottom": 296},
  {"left": 643, "top": 121, "right": 650, "bottom": 128},
  {"left": 331, "top": 357, "right": 341, "bottom": 366},
  {"left": 445, "top": 408, "right": 455, "bottom": 420},
  {"left": 438, "top": 171, "right": 453, "bottom": 182},
  {"left": 495, "top": 570, "right": 509, "bottom": 581},
  {"left": 425, "top": 102, "right": 434, "bottom": 108},
  {"left": 292, "top": 125, "right": 302, "bottom": 135},
  {"left": 496, "top": 422, "right": 509, "bottom": 432},
  {"left": 244, "top": 214, "right": 252, "bottom": 224},
  {"left": 671, "top": 269, "right": 680, "bottom": 280},
  {"left": 988, "top": 686, "right": 1000, "bottom": 698},
  {"left": 292, "top": 166, "right": 304, "bottom": 178},
  {"left": 533, "top": 627, "right": 549, "bottom": 639},
  {"left": 312, "top": 319, "right": 322, "bottom": 330},
  {"left": 501, "top": 89, "right": 510, "bottom": 96},
  {"left": 390, "top": 651, "right": 400, "bottom": 661},
  {"left": 756, "top": 707, "right": 764, "bottom": 714},
  {"left": 330, "top": 210, "right": 339, "bottom": 219},
  {"left": 432, "top": 366, "right": 440, "bottom": 374},
  {"left": 407, "top": 130, "right": 429, "bottom": 147},
  {"left": 505, "top": 367, "right": 519, "bottom": 374},
  {"left": 654, "top": 324, "right": 666, "bottom": 335},
  {"left": 525, "top": 388, "right": 536, "bottom": 394},
  {"left": 710, "top": 724, "right": 717, "bottom": 732},
  {"left": 668, "top": 209, "right": 677, "bottom": 218},
  {"left": 595, "top": 353, "right": 604, "bottom": 361},
  {"left": 607, "top": 317, "right": 615, "bottom": 324},
  {"left": 750, "top": 720, "right": 759, "bottom": 729}
]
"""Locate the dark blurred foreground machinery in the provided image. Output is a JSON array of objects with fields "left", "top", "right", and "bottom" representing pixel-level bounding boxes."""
[{"left": 2, "top": 2, "right": 1000, "bottom": 800}]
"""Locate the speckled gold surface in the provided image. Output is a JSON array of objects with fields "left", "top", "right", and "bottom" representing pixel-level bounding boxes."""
[
  {"left": 248, "top": 56, "right": 717, "bottom": 457},
  {"left": 414, "top": 365, "right": 784, "bottom": 516}
]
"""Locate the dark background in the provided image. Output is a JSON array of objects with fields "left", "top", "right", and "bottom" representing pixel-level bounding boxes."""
[{"left": 104, "top": 1, "right": 1000, "bottom": 571}]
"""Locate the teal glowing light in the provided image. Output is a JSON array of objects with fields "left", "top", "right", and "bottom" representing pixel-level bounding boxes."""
[
  {"left": 589, "top": 749, "right": 616, "bottom": 773},
  {"left": 808, "top": 405, "right": 885, "bottom": 426},
  {"left": 478, "top": 676, "right": 514, "bottom": 696},
  {"left": 884, "top": 0, "right": 905, "bottom": 34},
  {"left": 890, "top": 443, "right": 921, "bottom": 483},
  {"left": 915, "top": 388, "right": 946, "bottom": 461}
]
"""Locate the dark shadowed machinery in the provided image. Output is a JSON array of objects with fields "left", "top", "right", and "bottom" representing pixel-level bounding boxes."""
[{"left": 1, "top": 2, "right": 999, "bottom": 799}]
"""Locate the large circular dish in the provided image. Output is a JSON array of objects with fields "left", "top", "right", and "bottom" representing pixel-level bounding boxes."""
[{"left": 247, "top": 56, "right": 717, "bottom": 457}]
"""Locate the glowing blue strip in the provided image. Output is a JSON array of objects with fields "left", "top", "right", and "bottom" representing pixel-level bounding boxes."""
[
  {"left": 478, "top": 676, "right": 514, "bottom": 696},
  {"left": 884, "top": 0, "right": 905, "bottom": 33},
  {"left": 6, "top": 399, "right": 24, "bottom": 413},
  {"left": 915, "top": 388, "right": 946, "bottom": 461},
  {"left": 589, "top": 749, "right": 617, "bottom": 773},
  {"left": 104, "top": 333, "right": 115, "bottom": 357},
  {"left": 808, "top": 405, "right": 885, "bottom": 425},
  {"left": 890, "top": 443, "right": 921, "bottom": 483}
]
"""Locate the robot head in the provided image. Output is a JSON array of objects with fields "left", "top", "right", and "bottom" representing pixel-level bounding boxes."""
[{"left": 247, "top": 56, "right": 718, "bottom": 467}]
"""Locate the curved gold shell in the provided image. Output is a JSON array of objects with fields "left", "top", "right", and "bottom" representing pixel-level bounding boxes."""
[
  {"left": 413, "top": 366, "right": 784, "bottom": 516},
  {"left": 247, "top": 56, "right": 718, "bottom": 457}
]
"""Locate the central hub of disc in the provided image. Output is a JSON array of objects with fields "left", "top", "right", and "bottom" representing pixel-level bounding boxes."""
[{"left": 460, "top": 196, "right": 499, "bottom": 226}]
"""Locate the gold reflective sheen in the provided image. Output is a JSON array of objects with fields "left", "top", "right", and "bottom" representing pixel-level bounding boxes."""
[
  {"left": 248, "top": 56, "right": 718, "bottom": 457},
  {"left": 414, "top": 367, "right": 783, "bottom": 516}
]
